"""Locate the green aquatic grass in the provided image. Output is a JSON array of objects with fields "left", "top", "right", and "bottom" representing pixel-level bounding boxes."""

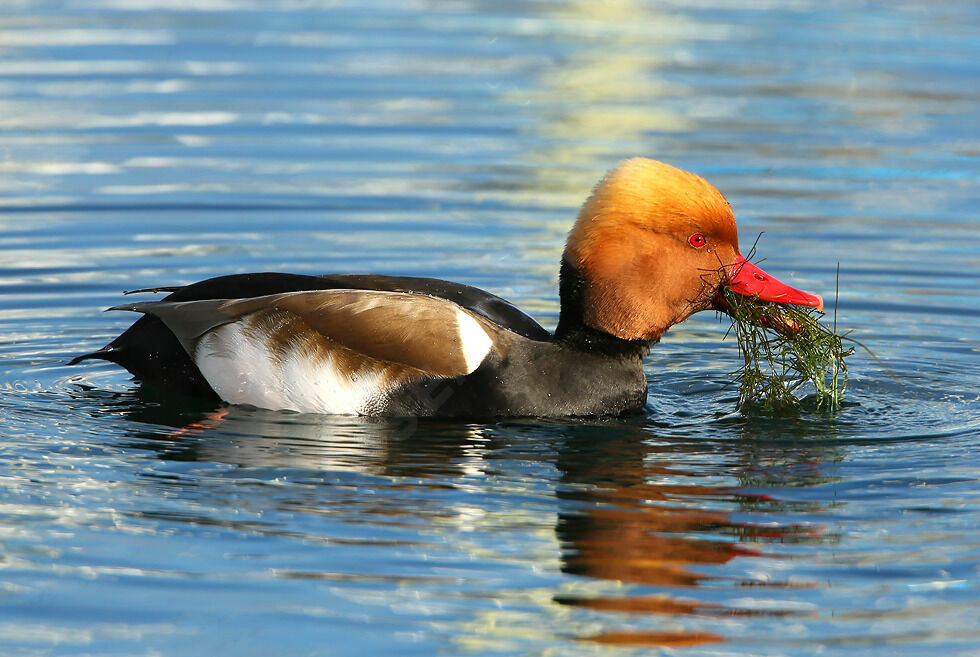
[{"left": 719, "top": 275, "right": 854, "bottom": 411}]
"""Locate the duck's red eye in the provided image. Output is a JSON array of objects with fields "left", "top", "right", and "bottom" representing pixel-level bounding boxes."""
[{"left": 689, "top": 233, "right": 706, "bottom": 248}]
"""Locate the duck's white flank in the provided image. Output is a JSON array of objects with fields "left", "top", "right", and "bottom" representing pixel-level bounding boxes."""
[
  {"left": 190, "top": 299, "right": 493, "bottom": 415},
  {"left": 193, "top": 323, "right": 388, "bottom": 414}
]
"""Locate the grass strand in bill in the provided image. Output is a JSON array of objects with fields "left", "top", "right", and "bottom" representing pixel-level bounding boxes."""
[{"left": 717, "top": 260, "right": 854, "bottom": 411}]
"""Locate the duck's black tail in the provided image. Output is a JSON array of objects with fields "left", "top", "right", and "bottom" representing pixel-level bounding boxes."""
[
  {"left": 68, "top": 315, "right": 220, "bottom": 400},
  {"left": 68, "top": 345, "right": 122, "bottom": 367}
]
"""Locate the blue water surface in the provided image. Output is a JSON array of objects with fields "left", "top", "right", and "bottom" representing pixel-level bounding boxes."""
[{"left": 1, "top": 1, "right": 979, "bottom": 655}]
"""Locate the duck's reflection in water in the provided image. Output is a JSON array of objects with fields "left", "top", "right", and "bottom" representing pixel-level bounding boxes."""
[
  {"left": 553, "top": 425, "right": 832, "bottom": 647},
  {"left": 84, "top": 387, "right": 837, "bottom": 647},
  {"left": 111, "top": 390, "right": 493, "bottom": 479}
]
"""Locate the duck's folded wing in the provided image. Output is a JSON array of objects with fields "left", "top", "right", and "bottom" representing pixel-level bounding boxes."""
[
  {"left": 111, "top": 290, "right": 496, "bottom": 414},
  {"left": 119, "top": 271, "right": 550, "bottom": 340}
]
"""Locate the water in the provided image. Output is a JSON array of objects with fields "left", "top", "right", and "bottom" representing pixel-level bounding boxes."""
[{"left": 2, "top": 1, "right": 979, "bottom": 655}]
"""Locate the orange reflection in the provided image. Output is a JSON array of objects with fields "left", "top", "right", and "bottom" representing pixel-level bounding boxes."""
[
  {"left": 559, "top": 502, "right": 749, "bottom": 587},
  {"left": 555, "top": 429, "right": 827, "bottom": 646}
]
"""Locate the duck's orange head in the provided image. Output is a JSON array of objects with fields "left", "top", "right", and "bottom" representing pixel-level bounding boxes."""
[{"left": 561, "top": 158, "right": 822, "bottom": 342}]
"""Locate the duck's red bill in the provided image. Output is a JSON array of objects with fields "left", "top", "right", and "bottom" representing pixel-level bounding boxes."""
[{"left": 726, "top": 255, "right": 824, "bottom": 311}]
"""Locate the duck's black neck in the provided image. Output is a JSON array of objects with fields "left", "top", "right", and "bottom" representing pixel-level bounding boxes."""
[{"left": 554, "top": 258, "right": 650, "bottom": 357}]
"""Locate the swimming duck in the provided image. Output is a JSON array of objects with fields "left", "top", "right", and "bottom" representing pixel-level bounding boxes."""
[{"left": 71, "top": 158, "right": 823, "bottom": 417}]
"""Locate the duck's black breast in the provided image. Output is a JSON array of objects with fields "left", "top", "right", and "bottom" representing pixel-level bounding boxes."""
[{"left": 71, "top": 272, "right": 551, "bottom": 399}]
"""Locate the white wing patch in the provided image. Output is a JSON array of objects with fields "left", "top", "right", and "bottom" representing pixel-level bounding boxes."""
[
  {"left": 454, "top": 307, "right": 492, "bottom": 373},
  {"left": 194, "top": 323, "right": 387, "bottom": 415}
]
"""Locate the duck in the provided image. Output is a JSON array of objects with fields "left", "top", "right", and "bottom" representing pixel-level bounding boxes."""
[{"left": 70, "top": 158, "right": 823, "bottom": 417}]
